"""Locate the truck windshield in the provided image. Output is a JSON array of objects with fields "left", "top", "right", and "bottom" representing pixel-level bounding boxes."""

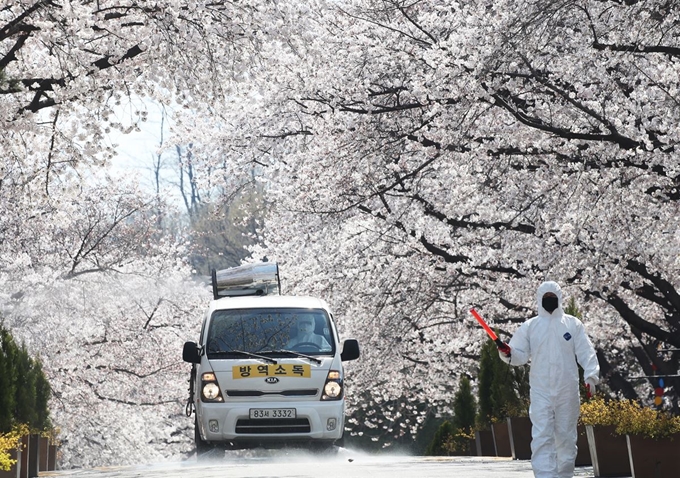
[{"left": 206, "top": 308, "right": 335, "bottom": 357}]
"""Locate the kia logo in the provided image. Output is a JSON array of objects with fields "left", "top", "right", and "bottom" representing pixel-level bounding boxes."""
[{"left": 265, "top": 377, "right": 279, "bottom": 384}]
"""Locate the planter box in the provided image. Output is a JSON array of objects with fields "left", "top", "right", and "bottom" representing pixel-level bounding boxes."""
[
  {"left": 48, "top": 444, "right": 58, "bottom": 471},
  {"left": 0, "top": 448, "right": 18, "bottom": 478},
  {"left": 627, "top": 433, "right": 680, "bottom": 478},
  {"left": 465, "top": 438, "right": 476, "bottom": 456},
  {"left": 507, "top": 416, "right": 532, "bottom": 460},
  {"left": 474, "top": 429, "right": 496, "bottom": 456},
  {"left": 20, "top": 435, "right": 28, "bottom": 478},
  {"left": 586, "top": 425, "right": 631, "bottom": 477},
  {"left": 575, "top": 424, "right": 591, "bottom": 466},
  {"left": 0, "top": 435, "right": 57, "bottom": 478},
  {"left": 27, "top": 434, "right": 40, "bottom": 478},
  {"left": 492, "top": 421, "right": 512, "bottom": 457},
  {"left": 39, "top": 437, "right": 49, "bottom": 472}
]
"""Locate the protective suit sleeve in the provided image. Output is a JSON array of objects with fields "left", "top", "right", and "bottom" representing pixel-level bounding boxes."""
[
  {"left": 574, "top": 321, "right": 600, "bottom": 385},
  {"left": 507, "top": 323, "right": 531, "bottom": 366}
]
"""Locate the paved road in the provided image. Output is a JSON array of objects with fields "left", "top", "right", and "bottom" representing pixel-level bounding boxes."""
[{"left": 42, "top": 449, "right": 597, "bottom": 478}]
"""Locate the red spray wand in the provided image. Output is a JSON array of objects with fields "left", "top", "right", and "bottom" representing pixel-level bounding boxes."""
[{"left": 470, "top": 308, "right": 511, "bottom": 357}]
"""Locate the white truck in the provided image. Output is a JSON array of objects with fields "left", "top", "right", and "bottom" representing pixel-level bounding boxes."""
[{"left": 183, "top": 262, "right": 360, "bottom": 458}]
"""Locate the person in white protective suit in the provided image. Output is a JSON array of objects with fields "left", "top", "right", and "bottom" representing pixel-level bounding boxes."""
[
  {"left": 286, "top": 315, "right": 331, "bottom": 351},
  {"left": 498, "top": 281, "right": 599, "bottom": 478}
]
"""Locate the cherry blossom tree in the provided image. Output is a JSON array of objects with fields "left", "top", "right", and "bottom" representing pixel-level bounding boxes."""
[
  {"left": 5, "top": 254, "right": 208, "bottom": 467},
  {"left": 0, "top": 170, "right": 208, "bottom": 466},
  {"left": 192, "top": 0, "right": 680, "bottom": 439},
  {"left": 3, "top": 0, "right": 680, "bottom": 464},
  {"left": 0, "top": 0, "right": 305, "bottom": 466},
  {"left": 1, "top": 0, "right": 275, "bottom": 467}
]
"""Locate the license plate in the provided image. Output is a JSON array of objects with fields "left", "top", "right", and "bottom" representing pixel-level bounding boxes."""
[{"left": 249, "top": 408, "right": 296, "bottom": 419}]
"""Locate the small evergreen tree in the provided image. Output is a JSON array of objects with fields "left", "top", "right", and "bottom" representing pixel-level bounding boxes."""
[
  {"left": 14, "top": 344, "right": 38, "bottom": 427},
  {"left": 452, "top": 375, "right": 477, "bottom": 433},
  {"left": 477, "top": 335, "right": 530, "bottom": 428},
  {"left": 448, "top": 375, "right": 477, "bottom": 454},
  {"left": 33, "top": 361, "right": 52, "bottom": 431},
  {"left": 0, "top": 327, "right": 18, "bottom": 433},
  {"left": 477, "top": 338, "right": 496, "bottom": 429},
  {"left": 509, "top": 364, "right": 531, "bottom": 416},
  {"left": 424, "top": 376, "right": 478, "bottom": 456},
  {"left": 424, "top": 420, "right": 455, "bottom": 456},
  {"left": 0, "top": 323, "right": 52, "bottom": 433},
  {"left": 564, "top": 296, "right": 582, "bottom": 318}
]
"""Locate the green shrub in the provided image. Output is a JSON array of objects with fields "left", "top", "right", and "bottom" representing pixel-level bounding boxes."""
[
  {"left": 0, "top": 323, "right": 52, "bottom": 434},
  {"left": 581, "top": 397, "right": 680, "bottom": 439},
  {"left": 425, "top": 376, "right": 479, "bottom": 456},
  {"left": 425, "top": 420, "right": 455, "bottom": 456}
]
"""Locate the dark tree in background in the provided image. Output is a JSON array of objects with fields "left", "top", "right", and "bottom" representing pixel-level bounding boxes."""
[
  {"left": 0, "top": 323, "right": 52, "bottom": 433},
  {"left": 453, "top": 375, "right": 477, "bottom": 431}
]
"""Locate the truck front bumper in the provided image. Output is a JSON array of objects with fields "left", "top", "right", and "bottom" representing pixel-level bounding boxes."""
[{"left": 196, "top": 400, "right": 345, "bottom": 447}]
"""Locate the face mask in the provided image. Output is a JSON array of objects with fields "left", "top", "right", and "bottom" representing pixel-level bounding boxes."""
[{"left": 542, "top": 296, "right": 559, "bottom": 313}]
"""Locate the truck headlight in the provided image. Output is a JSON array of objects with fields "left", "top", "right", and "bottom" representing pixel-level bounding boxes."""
[
  {"left": 321, "top": 370, "right": 343, "bottom": 400},
  {"left": 203, "top": 383, "right": 221, "bottom": 400},
  {"left": 201, "top": 372, "right": 224, "bottom": 402}
]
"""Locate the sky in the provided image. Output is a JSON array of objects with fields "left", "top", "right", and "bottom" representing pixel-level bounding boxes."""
[{"left": 107, "top": 96, "right": 184, "bottom": 206}]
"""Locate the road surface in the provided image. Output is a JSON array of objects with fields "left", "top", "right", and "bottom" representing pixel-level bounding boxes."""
[{"left": 42, "top": 449, "right": 598, "bottom": 478}]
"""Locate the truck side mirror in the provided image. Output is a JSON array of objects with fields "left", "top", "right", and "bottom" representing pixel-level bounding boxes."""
[
  {"left": 340, "top": 339, "right": 360, "bottom": 362},
  {"left": 183, "top": 341, "right": 202, "bottom": 364}
]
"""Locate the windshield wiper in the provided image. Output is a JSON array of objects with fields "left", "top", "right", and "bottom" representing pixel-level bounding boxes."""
[
  {"left": 211, "top": 349, "right": 278, "bottom": 364},
  {"left": 264, "top": 349, "right": 323, "bottom": 365}
]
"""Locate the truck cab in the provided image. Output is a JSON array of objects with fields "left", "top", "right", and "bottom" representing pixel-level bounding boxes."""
[{"left": 183, "top": 262, "right": 360, "bottom": 458}]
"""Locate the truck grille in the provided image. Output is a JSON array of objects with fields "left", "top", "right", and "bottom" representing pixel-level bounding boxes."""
[
  {"left": 235, "top": 418, "right": 311, "bottom": 434},
  {"left": 226, "top": 389, "right": 318, "bottom": 397}
]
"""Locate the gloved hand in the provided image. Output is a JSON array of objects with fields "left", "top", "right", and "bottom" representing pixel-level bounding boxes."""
[
  {"left": 497, "top": 343, "right": 511, "bottom": 364},
  {"left": 585, "top": 378, "right": 597, "bottom": 397}
]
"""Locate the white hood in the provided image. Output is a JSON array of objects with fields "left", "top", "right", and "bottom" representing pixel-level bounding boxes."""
[{"left": 536, "top": 280, "right": 563, "bottom": 317}]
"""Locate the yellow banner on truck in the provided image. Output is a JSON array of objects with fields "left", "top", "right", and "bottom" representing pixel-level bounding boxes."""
[{"left": 233, "top": 363, "right": 311, "bottom": 379}]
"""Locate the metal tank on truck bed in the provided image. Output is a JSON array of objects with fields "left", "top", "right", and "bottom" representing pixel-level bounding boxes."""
[{"left": 182, "top": 262, "right": 360, "bottom": 458}]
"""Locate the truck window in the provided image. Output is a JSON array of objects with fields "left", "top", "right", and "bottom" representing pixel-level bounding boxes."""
[{"left": 206, "top": 308, "right": 335, "bottom": 356}]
